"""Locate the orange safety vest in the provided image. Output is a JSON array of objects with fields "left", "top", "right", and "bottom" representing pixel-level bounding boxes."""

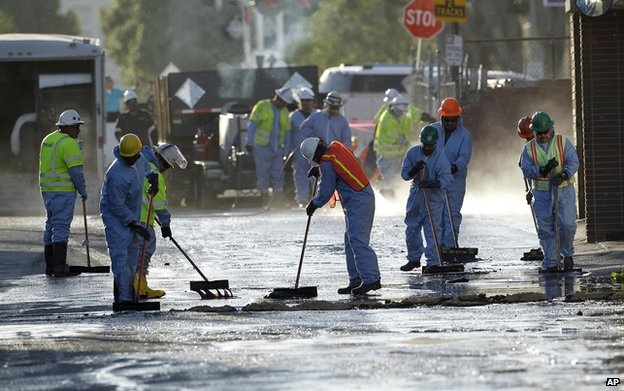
[
  {"left": 320, "top": 141, "right": 369, "bottom": 191},
  {"left": 528, "top": 134, "right": 574, "bottom": 191}
]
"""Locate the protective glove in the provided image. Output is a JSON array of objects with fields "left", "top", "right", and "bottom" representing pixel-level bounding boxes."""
[
  {"left": 451, "top": 164, "right": 458, "bottom": 175},
  {"left": 525, "top": 191, "right": 533, "bottom": 204},
  {"left": 308, "top": 166, "right": 320, "bottom": 178},
  {"left": 550, "top": 172, "right": 568, "bottom": 187},
  {"left": 147, "top": 172, "right": 159, "bottom": 196},
  {"left": 80, "top": 192, "right": 88, "bottom": 201},
  {"left": 306, "top": 201, "right": 318, "bottom": 216},
  {"left": 408, "top": 161, "right": 426, "bottom": 178},
  {"left": 539, "top": 158, "right": 558, "bottom": 177},
  {"left": 245, "top": 144, "right": 254, "bottom": 154},
  {"left": 161, "top": 225, "right": 172, "bottom": 238},
  {"left": 130, "top": 221, "right": 150, "bottom": 241},
  {"left": 419, "top": 180, "right": 441, "bottom": 189}
]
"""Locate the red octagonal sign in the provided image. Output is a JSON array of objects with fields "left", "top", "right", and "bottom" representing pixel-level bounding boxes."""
[{"left": 402, "top": 0, "right": 444, "bottom": 39}]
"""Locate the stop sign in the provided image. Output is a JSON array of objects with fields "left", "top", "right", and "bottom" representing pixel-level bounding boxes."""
[{"left": 402, "top": 0, "right": 444, "bottom": 39}]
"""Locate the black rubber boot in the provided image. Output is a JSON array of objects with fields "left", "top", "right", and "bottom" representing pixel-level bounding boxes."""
[
  {"left": 44, "top": 245, "right": 54, "bottom": 276},
  {"left": 52, "top": 242, "right": 80, "bottom": 277}
]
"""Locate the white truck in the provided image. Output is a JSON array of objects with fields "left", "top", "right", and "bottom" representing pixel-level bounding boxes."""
[{"left": 0, "top": 33, "right": 107, "bottom": 190}]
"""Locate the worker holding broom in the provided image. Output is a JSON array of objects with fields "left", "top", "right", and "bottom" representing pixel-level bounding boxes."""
[
  {"left": 100, "top": 134, "right": 158, "bottom": 305},
  {"left": 520, "top": 111, "right": 579, "bottom": 272},
  {"left": 400, "top": 125, "right": 453, "bottom": 272},
  {"left": 431, "top": 98, "right": 473, "bottom": 250},
  {"left": 135, "top": 143, "right": 187, "bottom": 299},
  {"left": 300, "top": 137, "right": 381, "bottom": 295}
]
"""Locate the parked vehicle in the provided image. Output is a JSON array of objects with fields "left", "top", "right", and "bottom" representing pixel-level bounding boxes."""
[{"left": 318, "top": 63, "right": 413, "bottom": 155}]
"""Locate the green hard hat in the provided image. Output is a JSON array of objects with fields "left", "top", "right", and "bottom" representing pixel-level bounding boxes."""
[
  {"left": 420, "top": 125, "right": 439, "bottom": 145},
  {"left": 530, "top": 111, "right": 554, "bottom": 133}
]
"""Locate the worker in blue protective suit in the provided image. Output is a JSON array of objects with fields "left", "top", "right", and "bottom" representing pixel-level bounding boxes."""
[
  {"left": 289, "top": 87, "right": 319, "bottom": 207},
  {"left": 400, "top": 125, "right": 453, "bottom": 272},
  {"left": 100, "top": 134, "right": 158, "bottom": 304},
  {"left": 301, "top": 91, "right": 352, "bottom": 148},
  {"left": 431, "top": 98, "right": 473, "bottom": 249},
  {"left": 301, "top": 137, "right": 380, "bottom": 295},
  {"left": 39, "top": 109, "right": 89, "bottom": 277},
  {"left": 520, "top": 111, "right": 579, "bottom": 271},
  {"left": 135, "top": 143, "right": 187, "bottom": 299},
  {"left": 245, "top": 87, "right": 293, "bottom": 204}
]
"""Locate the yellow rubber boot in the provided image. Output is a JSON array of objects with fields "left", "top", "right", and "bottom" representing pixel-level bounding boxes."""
[{"left": 134, "top": 275, "right": 166, "bottom": 299}]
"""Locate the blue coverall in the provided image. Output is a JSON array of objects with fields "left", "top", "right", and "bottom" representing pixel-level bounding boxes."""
[
  {"left": 310, "top": 159, "right": 379, "bottom": 286},
  {"left": 401, "top": 145, "right": 453, "bottom": 266},
  {"left": 100, "top": 146, "right": 151, "bottom": 302},
  {"left": 301, "top": 110, "right": 352, "bottom": 148},
  {"left": 290, "top": 108, "right": 319, "bottom": 205},
  {"left": 520, "top": 131, "right": 579, "bottom": 269},
  {"left": 432, "top": 119, "right": 473, "bottom": 248}
]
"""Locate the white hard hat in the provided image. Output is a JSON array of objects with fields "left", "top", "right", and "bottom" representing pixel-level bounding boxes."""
[
  {"left": 275, "top": 87, "right": 294, "bottom": 104},
  {"left": 55, "top": 109, "right": 85, "bottom": 126},
  {"left": 383, "top": 88, "right": 400, "bottom": 104},
  {"left": 156, "top": 143, "right": 187, "bottom": 169},
  {"left": 389, "top": 95, "right": 408, "bottom": 107},
  {"left": 296, "top": 86, "right": 315, "bottom": 101},
  {"left": 323, "top": 91, "right": 343, "bottom": 107},
  {"left": 123, "top": 89, "right": 138, "bottom": 102},
  {"left": 300, "top": 137, "right": 320, "bottom": 165}
]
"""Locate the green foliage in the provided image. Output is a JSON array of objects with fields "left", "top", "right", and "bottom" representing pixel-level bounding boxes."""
[
  {"left": 0, "top": 0, "right": 80, "bottom": 35},
  {"left": 0, "top": 10, "right": 15, "bottom": 34},
  {"left": 101, "top": 0, "right": 244, "bottom": 89},
  {"left": 290, "top": 0, "right": 422, "bottom": 69}
]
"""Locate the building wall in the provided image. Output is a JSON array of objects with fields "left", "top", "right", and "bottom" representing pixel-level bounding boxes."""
[{"left": 571, "top": 6, "right": 624, "bottom": 242}]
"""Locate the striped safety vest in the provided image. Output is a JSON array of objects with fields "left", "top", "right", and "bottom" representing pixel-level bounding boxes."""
[
  {"left": 321, "top": 141, "right": 369, "bottom": 191},
  {"left": 39, "top": 131, "right": 83, "bottom": 192},
  {"left": 528, "top": 134, "right": 574, "bottom": 191}
]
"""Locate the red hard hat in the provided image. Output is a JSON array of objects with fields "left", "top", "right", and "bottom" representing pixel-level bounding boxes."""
[
  {"left": 517, "top": 116, "right": 533, "bottom": 140},
  {"left": 438, "top": 98, "right": 462, "bottom": 116}
]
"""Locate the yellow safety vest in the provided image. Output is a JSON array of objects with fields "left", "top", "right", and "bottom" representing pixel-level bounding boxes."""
[
  {"left": 141, "top": 161, "right": 167, "bottom": 226},
  {"left": 528, "top": 134, "right": 574, "bottom": 191},
  {"left": 39, "top": 131, "right": 83, "bottom": 192},
  {"left": 249, "top": 99, "right": 290, "bottom": 146},
  {"left": 374, "top": 110, "right": 412, "bottom": 159}
]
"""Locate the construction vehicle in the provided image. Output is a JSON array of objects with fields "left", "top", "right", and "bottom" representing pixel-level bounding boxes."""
[
  {"left": 0, "top": 34, "right": 107, "bottom": 187},
  {"left": 154, "top": 66, "right": 319, "bottom": 207}
]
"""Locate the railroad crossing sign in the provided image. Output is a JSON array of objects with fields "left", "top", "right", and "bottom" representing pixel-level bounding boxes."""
[
  {"left": 433, "top": 0, "right": 467, "bottom": 23},
  {"left": 402, "top": 0, "right": 444, "bottom": 39}
]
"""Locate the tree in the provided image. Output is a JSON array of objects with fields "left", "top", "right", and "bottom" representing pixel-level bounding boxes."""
[
  {"left": 289, "top": 0, "right": 422, "bottom": 70},
  {"left": 101, "top": 0, "right": 244, "bottom": 89},
  {"left": 0, "top": 0, "right": 79, "bottom": 35}
]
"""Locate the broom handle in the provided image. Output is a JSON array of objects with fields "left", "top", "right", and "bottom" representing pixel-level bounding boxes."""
[
  {"left": 155, "top": 216, "right": 210, "bottom": 282},
  {"left": 295, "top": 179, "right": 318, "bottom": 289},
  {"left": 420, "top": 171, "right": 443, "bottom": 264},
  {"left": 82, "top": 199, "right": 91, "bottom": 267},
  {"left": 135, "top": 194, "right": 153, "bottom": 303},
  {"left": 443, "top": 190, "right": 459, "bottom": 248}
]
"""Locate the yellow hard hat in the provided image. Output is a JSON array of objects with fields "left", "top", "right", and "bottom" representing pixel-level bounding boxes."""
[{"left": 119, "top": 133, "right": 142, "bottom": 157}]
